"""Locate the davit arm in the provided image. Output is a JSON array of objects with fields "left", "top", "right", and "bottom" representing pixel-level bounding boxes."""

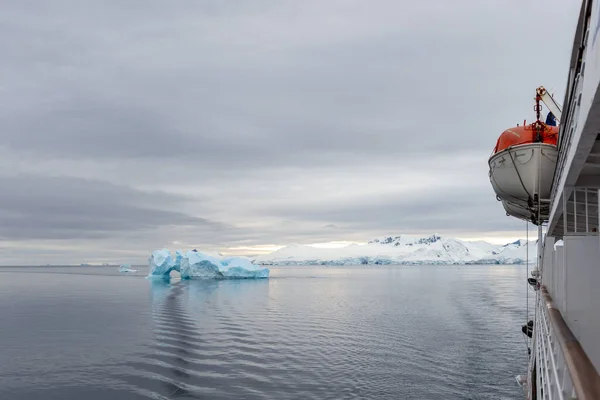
[{"left": 536, "top": 86, "right": 562, "bottom": 123}]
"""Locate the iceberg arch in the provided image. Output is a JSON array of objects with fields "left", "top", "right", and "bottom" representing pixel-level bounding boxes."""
[{"left": 147, "top": 249, "right": 269, "bottom": 280}]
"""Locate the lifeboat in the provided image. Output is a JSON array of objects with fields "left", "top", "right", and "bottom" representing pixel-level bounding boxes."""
[
  {"left": 502, "top": 200, "right": 533, "bottom": 221},
  {"left": 501, "top": 199, "right": 550, "bottom": 225},
  {"left": 488, "top": 116, "right": 559, "bottom": 224}
]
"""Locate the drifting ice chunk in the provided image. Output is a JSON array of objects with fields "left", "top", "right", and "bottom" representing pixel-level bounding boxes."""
[
  {"left": 147, "top": 248, "right": 178, "bottom": 278},
  {"left": 148, "top": 249, "right": 269, "bottom": 280},
  {"left": 118, "top": 264, "right": 138, "bottom": 273}
]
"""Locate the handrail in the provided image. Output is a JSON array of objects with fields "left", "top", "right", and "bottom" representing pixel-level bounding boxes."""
[
  {"left": 538, "top": 297, "right": 565, "bottom": 400},
  {"left": 541, "top": 286, "right": 600, "bottom": 399}
]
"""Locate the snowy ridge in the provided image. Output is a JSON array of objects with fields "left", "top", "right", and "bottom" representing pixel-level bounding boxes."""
[{"left": 254, "top": 234, "right": 537, "bottom": 265}]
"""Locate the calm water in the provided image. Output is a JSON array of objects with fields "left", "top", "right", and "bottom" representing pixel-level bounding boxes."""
[{"left": 0, "top": 265, "right": 529, "bottom": 399}]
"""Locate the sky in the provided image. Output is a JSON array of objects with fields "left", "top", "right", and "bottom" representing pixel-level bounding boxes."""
[{"left": 0, "top": 0, "right": 583, "bottom": 265}]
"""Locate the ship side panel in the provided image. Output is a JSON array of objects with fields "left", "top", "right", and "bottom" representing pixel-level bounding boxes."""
[
  {"left": 562, "top": 235, "right": 600, "bottom": 373},
  {"left": 542, "top": 236, "right": 555, "bottom": 288}
]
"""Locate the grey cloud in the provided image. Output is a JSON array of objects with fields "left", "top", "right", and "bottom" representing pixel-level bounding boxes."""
[
  {"left": 3, "top": 95, "right": 181, "bottom": 158},
  {"left": 0, "top": 0, "right": 578, "bottom": 170},
  {"left": 0, "top": 175, "right": 222, "bottom": 240},
  {"left": 259, "top": 186, "right": 524, "bottom": 235}
]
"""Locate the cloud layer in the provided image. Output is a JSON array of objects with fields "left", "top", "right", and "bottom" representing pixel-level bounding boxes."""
[{"left": 0, "top": 0, "right": 581, "bottom": 264}]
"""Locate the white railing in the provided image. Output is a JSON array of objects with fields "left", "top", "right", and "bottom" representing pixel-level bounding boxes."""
[
  {"left": 534, "top": 286, "right": 600, "bottom": 400},
  {"left": 535, "top": 289, "right": 574, "bottom": 399}
]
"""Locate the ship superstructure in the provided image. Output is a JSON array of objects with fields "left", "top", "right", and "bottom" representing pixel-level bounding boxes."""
[{"left": 488, "top": 1, "right": 600, "bottom": 398}]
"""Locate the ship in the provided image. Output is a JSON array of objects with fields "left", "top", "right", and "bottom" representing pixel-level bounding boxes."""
[{"left": 487, "top": 1, "right": 600, "bottom": 398}]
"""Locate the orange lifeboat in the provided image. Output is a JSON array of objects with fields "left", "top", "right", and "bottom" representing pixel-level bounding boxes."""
[{"left": 488, "top": 117, "right": 559, "bottom": 225}]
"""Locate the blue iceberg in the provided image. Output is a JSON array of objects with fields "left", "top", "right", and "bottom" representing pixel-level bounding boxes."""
[{"left": 147, "top": 249, "right": 269, "bottom": 280}]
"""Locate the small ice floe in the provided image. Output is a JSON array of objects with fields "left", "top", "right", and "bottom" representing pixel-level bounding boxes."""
[{"left": 118, "top": 264, "right": 138, "bottom": 273}]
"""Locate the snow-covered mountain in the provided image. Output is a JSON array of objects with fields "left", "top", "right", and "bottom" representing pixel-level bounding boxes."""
[{"left": 253, "top": 234, "right": 537, "bottom": 265}]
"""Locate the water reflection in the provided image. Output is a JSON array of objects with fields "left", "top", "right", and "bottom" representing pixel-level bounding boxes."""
[{"left": 145, "top": 278, "right": 271, "bottom": 398}]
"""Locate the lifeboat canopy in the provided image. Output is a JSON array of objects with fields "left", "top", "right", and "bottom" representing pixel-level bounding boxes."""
[{"left": 492, "top": 124, "right": 558, "bottom": 155}]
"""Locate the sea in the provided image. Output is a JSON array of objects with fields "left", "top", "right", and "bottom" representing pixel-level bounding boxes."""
[{"left": 0, "top": 264, "right": 530, "bottom": 400}]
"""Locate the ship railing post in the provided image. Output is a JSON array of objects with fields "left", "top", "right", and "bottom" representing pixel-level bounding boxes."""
[
  {"left": 563, "top": 189, "right": 568, "bottom": 235},
  {"left": 574, "top": 189, "right": 578, "bottom": 233},
  {"left": 560, "top": 345, "right": 568, "bottom": 399},
  {"left": 585, "top": 188, "right": 589, "bottom": 232},
  {"left": 546, "top": 301, "right": 552, "bottom": 396},
  {"left": 538, "top": 224, "right": 543, "bottom": 275}
]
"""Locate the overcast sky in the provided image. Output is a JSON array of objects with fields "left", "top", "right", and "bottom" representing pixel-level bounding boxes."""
[{"left": 0, "top": 1, "right": 582, "bottom": 264}]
